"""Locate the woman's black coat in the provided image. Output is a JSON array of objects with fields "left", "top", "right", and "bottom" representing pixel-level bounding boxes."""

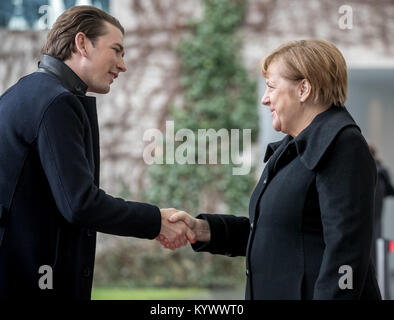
[{"left": 192, "top": 106, "right": 382, "bottom": 300}]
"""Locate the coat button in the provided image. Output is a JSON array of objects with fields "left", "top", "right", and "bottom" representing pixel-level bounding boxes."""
[
  {"left": 263, "top": 179, "right": 267, "bottom": 184},
  {"left": 246, "top": 269, "right": 249, "bottom": 276},
  {"left": 83, "top": 267, "right": 91, "bottom": 277},
  {"left": 86, "top": 229, "right": 94, "bottom": 237}
]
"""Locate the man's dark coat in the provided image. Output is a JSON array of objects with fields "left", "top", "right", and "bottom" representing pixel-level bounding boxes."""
[
  {"left": 193, "top": 106, "right": 382, "bottom": 300},
  {"left": 0, "top": 54, "right": 161, "bottom": 299}
]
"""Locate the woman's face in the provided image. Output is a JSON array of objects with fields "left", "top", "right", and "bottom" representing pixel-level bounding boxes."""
[{"left": 261, "top": 60, "right": 301, "bottom": 135}]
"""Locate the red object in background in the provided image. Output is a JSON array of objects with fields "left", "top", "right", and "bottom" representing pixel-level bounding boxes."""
[{"left": 389, "top": 241, "right": 394, "bottom": 252}]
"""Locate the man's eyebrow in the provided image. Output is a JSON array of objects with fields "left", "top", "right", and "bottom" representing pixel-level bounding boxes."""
[{"left": 113, "top": 43, "right": 124, "bottom": 51}]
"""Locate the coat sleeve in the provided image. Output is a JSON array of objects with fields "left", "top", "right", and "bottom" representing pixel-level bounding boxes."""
[
  {"left": 313, "top": 127, "right": 377, "bottom": 299},
  {"left": 191, "top": 213, "right": 250, "bottom": 256},
  {"left": 36, "top": 92, "right": 161, "bottom": 239}
]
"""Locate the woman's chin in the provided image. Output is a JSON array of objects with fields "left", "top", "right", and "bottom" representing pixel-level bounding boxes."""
[{"left": 272, "top": 121, "right": 282, "bottom": 132}]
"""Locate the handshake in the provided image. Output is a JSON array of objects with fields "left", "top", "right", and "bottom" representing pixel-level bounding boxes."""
[{"left": 156, "top": 208, "right": 211, "bottom": 250}]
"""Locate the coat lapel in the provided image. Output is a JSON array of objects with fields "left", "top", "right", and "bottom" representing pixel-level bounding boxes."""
[
  {"left": 249, "top": 135, "right": 292, "bottom": 223},
  {"left": 294, "top": 106, "right": 360, "bottom": 171}
]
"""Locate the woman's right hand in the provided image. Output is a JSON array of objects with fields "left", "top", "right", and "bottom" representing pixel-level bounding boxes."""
[
  {"left": 156, "top": 211, "right": 211, "bottom": 249},
  {"left": 169, "top": 212, "right": 211, "bottom": 243}
]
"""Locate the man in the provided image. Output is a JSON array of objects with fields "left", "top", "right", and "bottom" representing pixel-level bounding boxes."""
[{"left": 0, "top": 6, "right": 193, "bottom": 299}]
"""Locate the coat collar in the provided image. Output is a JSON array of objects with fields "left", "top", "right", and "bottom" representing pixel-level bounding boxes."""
[
  {"left": 37, "top": 54, "right": 88, "bottom": 96},
  {"left": 264, "top": 105, "right": 360, "bottom": 170},
  {"left": 264, "top": 135, "right": 291, "bottom": 163}
]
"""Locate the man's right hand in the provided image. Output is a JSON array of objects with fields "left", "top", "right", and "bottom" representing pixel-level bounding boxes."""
[
  {"left": 156, "top": 210, "right": 211, "bottom": 250},
  {"left": 157, "top": 208, "right": 196, "bottom": 250}
]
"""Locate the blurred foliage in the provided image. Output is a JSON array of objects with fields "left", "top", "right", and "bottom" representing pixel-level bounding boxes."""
[
  {"left": 93, "top": 238, "right": 245, "bottom": 289},
  {"left": 94, "top": 0, "right": 258, "bottom": 290},
  {"left": 144, "top": 0, "right": 258, "bottom": 289},
  {"left": 146, "top": 0, "right": 259, "bottom": 215}
]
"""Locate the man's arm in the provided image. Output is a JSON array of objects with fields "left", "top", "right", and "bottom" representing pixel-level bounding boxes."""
[{"left": 37, "top": 92, "right": 187, "bottom": 241}]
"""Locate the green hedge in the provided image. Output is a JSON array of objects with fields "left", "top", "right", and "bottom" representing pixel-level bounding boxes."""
[{"left": 93, "top": 237, "right": 245, "bottom": 288}]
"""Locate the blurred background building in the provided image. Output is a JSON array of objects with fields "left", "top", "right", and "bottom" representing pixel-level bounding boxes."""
[{"left": 1, "top": 0, "right": 394, "bottom": 299}]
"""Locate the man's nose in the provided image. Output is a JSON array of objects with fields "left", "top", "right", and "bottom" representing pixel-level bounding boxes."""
[{"left": 118, "top": 57, "right": 127, "bottom": 73}]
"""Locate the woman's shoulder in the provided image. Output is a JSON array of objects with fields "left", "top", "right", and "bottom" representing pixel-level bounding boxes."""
[
  {"left": 331, "top": 125, "right": 368, "bottom": 151},
  {"left": 318, "top": 125, "right": 374, "bottom": 170}
]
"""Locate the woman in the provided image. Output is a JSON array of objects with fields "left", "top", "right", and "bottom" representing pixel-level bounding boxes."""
[{"left": 159, "top": 40, "right": 381, "bottom": 300}]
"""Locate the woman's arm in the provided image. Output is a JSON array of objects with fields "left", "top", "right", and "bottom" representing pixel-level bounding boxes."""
[
  {"left": 167, "top": 211, "right": 250, "bottom": 257},
  {"left": 313, "top": 126, "right": 377, "bottom": 299},
  {"left": 169, "top": 211, "right": 212, "bottom": 242}
]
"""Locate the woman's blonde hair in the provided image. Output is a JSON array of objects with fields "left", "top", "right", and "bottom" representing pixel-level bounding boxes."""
[{"left": 261, "top": 39, "right": 347, "bottom": 107}]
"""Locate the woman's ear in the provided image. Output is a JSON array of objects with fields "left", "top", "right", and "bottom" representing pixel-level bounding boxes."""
[
  {"left": 74, "top": 32, "right": 89, "bottom": 58},
  {"left": 299, "top": 79, "right": 311, "bottom": 103}
]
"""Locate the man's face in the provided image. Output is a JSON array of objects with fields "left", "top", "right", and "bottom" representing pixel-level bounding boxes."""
[{"left": 82, "top": 21, "right": 126, "bottom": 94}]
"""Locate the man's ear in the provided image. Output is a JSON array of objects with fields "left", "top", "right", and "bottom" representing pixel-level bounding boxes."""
[
  {"left": 299, "top": 79, "right": 311, "bottom": 103},
  {"left": 74, "top": 32, "right": 89, "bottom": 58}
]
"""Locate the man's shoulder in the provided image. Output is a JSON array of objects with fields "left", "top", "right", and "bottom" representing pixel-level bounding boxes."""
[
  {"left": 1, "top": 72, "right": 71, "bottom": 101},
  {"left": 0, "top": 72, "right": 84, "bottom": 129},
  {"left": 21, "top": 71, "right": 70, "bottom": 95},
  {"left": 9, "top": 72, "right": 81, "bottom": 110}
]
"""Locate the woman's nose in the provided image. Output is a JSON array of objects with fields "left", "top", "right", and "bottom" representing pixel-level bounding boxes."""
[{"left": 261, "top": 92, "right": 270, "bottom": 106}]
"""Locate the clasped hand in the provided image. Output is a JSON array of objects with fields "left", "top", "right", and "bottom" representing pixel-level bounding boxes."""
[{"left": 156, "top": 208, "right": 211, "bottom": 250}]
